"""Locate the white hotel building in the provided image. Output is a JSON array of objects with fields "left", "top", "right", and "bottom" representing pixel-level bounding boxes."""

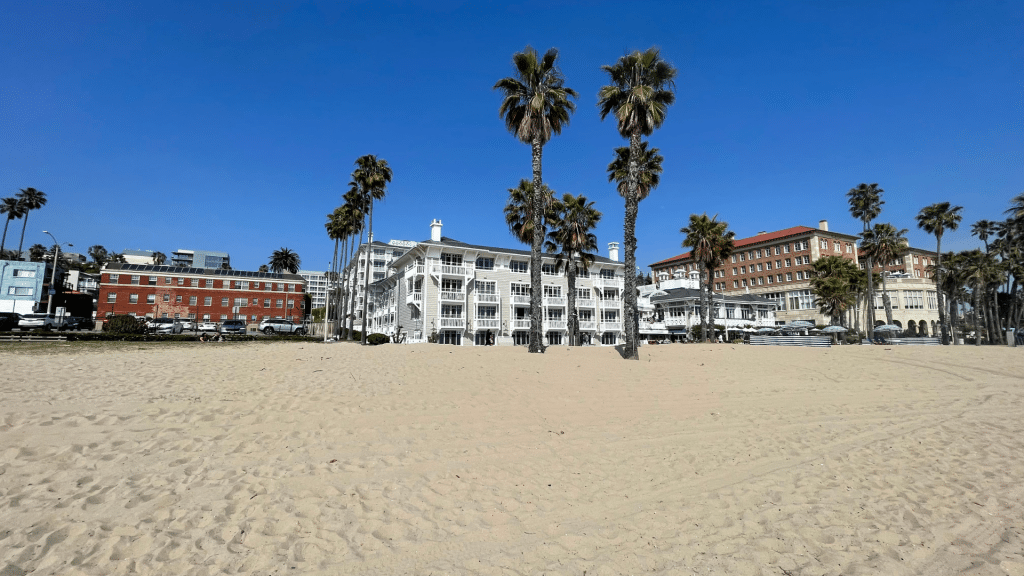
[{"left": 362, "top": 220, "right": 627, "bottom": 346}]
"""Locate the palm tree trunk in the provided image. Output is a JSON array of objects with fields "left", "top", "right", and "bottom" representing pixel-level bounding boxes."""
[
  {"left": 935, "top": 238, "right": 948, "bottom": 344},
  {"left": 863, "top": 223, "right": 875, "bottom": 341},
  {"left": 882, "top": 275, "right": 893, "bottom": 326},
  {"left": 989, "top": 287, "right": 1003, "bottom": 343},
  {"left": 16, "top": 211, "right": 30, "bottom": 259},
  {"left": 853, "top": 292, "right": 861, "bottom": 335},
  {"left": 699, "top": 267, "right": 708, "bottom": 342},
  {"left": 622, "top": 132, "right": 641, "bottom": 359},
  {"left": 973, "top": 283, "right": 982, "bottom": 346},
  {"left": 1, "top": 217, "right": 12, "bottom": 254},
  {"left": 529, "top": 137, "right": 544, "bottom": 353},
  {"left": 345, "top": 231, "right": 356, "bottom": 339},
  {"left": 706, "top": 268, "right": 715, "bottom": 342},
  {"left": 567, "top": 259, "right": 578, "bottom": 346},
  {"left": 349, "top": 225, "right": 365, "bottom": 341},
  {"left": 362, "top": 201, "right": 374, "bottom": 345}
]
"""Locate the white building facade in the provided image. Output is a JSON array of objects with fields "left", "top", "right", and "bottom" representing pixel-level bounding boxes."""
[{"left": 338, "top": 237, "right": 417, "bottom": 332}]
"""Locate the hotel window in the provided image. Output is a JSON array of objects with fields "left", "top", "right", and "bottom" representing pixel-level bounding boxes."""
[
  {"left": 163, "top": 294, "right": 170, "bottom": 302},
  {"left": 476, "top": 257, "right": 494, "bottom": 270},
  {"left": 757, "top": 263, "right": 763, "bottom": 272},
  {"left": 477, "top": 305, "right": 497, "bottom": 319},
  {"left": 796, "top": 272, "right": 803, "bottom": 280},
  {"left": 748, "top": 251, "right": 754, "bottom": 260},
  {"left": 510, "top": 260, "right": 528, "bottom": 273},
  {"left": 757, "top": 249, "right": 763, "bottom": 258},
  {"left": 786, "top": 273, "right": 793, "bottom": 281},
  {"left": 108, "top": 273, "right": 119, "bottom": 282},
  {"left": 757, "top": 277, "right": 764, "bottom": 285},
  {"left": 766, "top": 275, "right": 773, "bottom": 284},
  {"left": 731, "top": 255, "right": 736, "bottom": 263},
  {"left": 787, "top": 289, "right": 813, "bottom": 310},
  {"left": 164, "top": 277, "right": 172, "bottom": 285},
  {"left": 543, "top": 285, "right": 562, "bottom": 298},
  {"left": 739, "top": 253, "right": 745, "bottom": 261},
  {"left": 785, "top": 259, "right": 791, "bottom": 267},
  {"left": 777, "top": 274, "right": 783, "bottom": 282},
  {"left": 252, "top": 298, "right": 260, "bottom": 306},
  {"left": 847, "top": 243, "right": 853, "bottom": 253},
  {"left": 542, "top": 263, "right": 558, "bottom": 275},
  {"left": 740, "top": 266, "right": 746, "bottom": 274},
  {"left": 904, "top": 290, "right": 924, "bottom": 309},
  {"left": 189, "top": 296, "right": 197, "bottom": 305},
  {"left": 203, "top": 279, "right": 212, "bottom": 288},
  {"left": 234, "top": 298, "right": 247, "bottom": 308},
  {"left": 177, "top": 277, "right": 184, "bottom": 285},
  {"left": 264, "top": 299, "right": 271, "bottom": 308},
  {"left": 774, "top": 246, "right": 781, "bottom": 255},
  {"left": 106, "top": 293, "right": 116, "bottom": 303},
  {"left": 733, "top": 280, "right": 739, "bottom": 288},
  {"left": 148, "top": 276, "right": 157, "bottom": 285},
  {"left": 775, "top": 260, "right": 782, "bottom": 269},
  {"left": 191, "top": 279, "right": 199, "bottom": 287},
  {"left": 510, "top": 283, "right": 530, "bottom": 298},
  {"left": 221, "top": 297, "right": 229, "bottom": 307},
  {"left": 176, "top": 295, "right": 182, "bottom": 303},
  {"left": 276, "top": 299, "right": 284, "bottom": 308},
  {"left": 203, "top": 296, "right": 212, "bottom": 306},
  {"left": 741, "top": 279, "right": 748, "bottom": 287},
  {"left": 600, "top": 269, "right": 615, "bottom": 279},
  {"left": 732, "top": 267, "right": 738, "bottom": 275},
  {"left": 926, "top": 291, "right": 937, "bottom": 309},
  {"left": 129, "top": 293, "right": 139, "bottom": 303},
  {"left": 783, "top": 244, "right": 790, "bottom": 253},
  {"left": 239, "top": 281, "right": 249, "bottom": 290},
  {"left": 820, "top": 240, "right": 828, "bottom": 249},
  {"left": 131, "top": 275, "right": 140, "bottom": 285}
]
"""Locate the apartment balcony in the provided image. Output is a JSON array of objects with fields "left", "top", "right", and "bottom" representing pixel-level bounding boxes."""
[
  {"left": 543, "top": 296, "right": 567, "bottom": 307},
  {"left": 474, "top": 292, "right": 500, "bottom": 304},
  {"left": 429, "top": 263, "right": 475, "bottom": 278},
  {"left": 512, "top": 319, "right": 531, "bottom": 330},
  {"left": 544, "top": 320, "right": 567, "bottom": 331},
  {"left": 599, "top": 321, "right": 622, "bottom": 332},
  {"left": 474, "top": 318, "right": 500, "bottom": 330},
  {"left": 440, "top": 290, "right": 466, "bottom": 302},
  {"left": 640, "top": 321, "right": 668, "bottom": 332},
  {"left": 406, "top": 291, "right": 423, "bottom": 305},
  {"left": 511, "top": 294, "right": 531, "bottom": 306},
  {"left": 405, "top": 263, "right": 425, "bottom": 276},
  {"left": 598, "top": 297, "right": 621, "bottom": 308},
  {"left": 579, "top": 320, "right": 597, "bottom": 331},
  {"left": 664, "top": 316, "right": 688, "bottom": 327},
  {"left": 593, "top": 277, "right": 624, "bottom": 289},
  {"left": 575, "top": 298, "right": 596, "bottom": 309},
  {"left": 438, "top": 316, "right": 466, "bottom": 329}
]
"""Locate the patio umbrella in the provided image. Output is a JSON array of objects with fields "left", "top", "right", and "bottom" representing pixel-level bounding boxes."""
[
  {"left": 789, "top": 320, "right": 815, "bottom": 327},
  {"left": 757, "top": 327, "right": 777, "bottom": 333},
  {"left": 821, "top": 325, "right": 848, "bottom": 333},
  {"left": 874, "top": 324, "right": 902, "bottom": 332}
]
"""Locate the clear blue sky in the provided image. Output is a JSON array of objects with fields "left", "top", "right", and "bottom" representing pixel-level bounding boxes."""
[{"left": 2, "top": 0, "right": 1021, "bottom": 272}]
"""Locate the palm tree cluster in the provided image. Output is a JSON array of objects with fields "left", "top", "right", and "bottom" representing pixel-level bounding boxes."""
[
  {"left": 680, "top": 213, "right": 734, "bottom": 342},
  {"left": 1, "top": 188, "right": 48, "bottom": 260},
  {"left": 496, "top": 46, "right": 676, "bottom": 358},
  {"left": 808, "top": 255, "right": 865, "bottom": 333},
  {"left": 321, "top": 155, "right": 392, "bottom": 344},
  {"left": 859, "top": 223, "right": 909, "bottom": 326}
]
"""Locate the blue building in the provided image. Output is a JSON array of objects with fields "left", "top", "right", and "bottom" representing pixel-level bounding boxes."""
[{"left": 0, "top": 259, "right": 61, "bottom": 315}]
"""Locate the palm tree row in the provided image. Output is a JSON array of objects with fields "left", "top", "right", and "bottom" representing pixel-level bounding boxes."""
[
  {"left": 1, "top": 188, "right": 48, "bottom": 260},
  {"left": 680, "top": 213, "right": 734, "bottom": 342}
]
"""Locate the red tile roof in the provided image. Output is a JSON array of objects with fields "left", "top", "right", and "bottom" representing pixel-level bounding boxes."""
[{"left": 650, "top": 226, "right": 820, "bottom": 267}]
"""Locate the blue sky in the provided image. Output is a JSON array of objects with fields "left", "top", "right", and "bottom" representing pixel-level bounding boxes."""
[{"left": 2, "top": 0, "right": 1021, "bottom": 272}]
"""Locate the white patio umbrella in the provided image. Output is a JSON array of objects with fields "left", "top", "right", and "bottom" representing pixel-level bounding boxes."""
[
  {"left": 757, "top": 327, "right": 777, "bottom": 333},
  {"left": 875, "top": 324, "right": 902, "bottom": 332},
  {"left": 789, "top": 320, "right": 815, "bottom": 327},
  {"left": 821, "top": 325, "right": 848, "bottom": 333}
]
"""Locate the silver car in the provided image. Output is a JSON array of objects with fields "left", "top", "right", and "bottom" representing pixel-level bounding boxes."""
[
  {"left": 18, "top": 313, "right": 67, "bottom": 331},
  {"left": 147, "top": 318, "right": 183, "bottom": 334}
]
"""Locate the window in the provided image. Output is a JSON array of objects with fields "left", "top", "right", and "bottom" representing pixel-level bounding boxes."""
[
  {"left": 510, "top": 261, "right": 528, "bottom": 273},
  {"left": 476, "top": 257, "right": 494, "bottom": 270},
  {"left": 107, "top": 292, "right": 116, "bottom": 303},
  {"left": 783, "top": 244, "right": 790, "bottom": 253},
  {"left": 176, "top": 295, "right": 182, "bottom": 303},
  {"left": 600, "top": 269, "right": 615, "bottom": 279},
  {"left": 774, "top": 246, "right": 781, "bottom": 255},
  {"left": 220, "top": 315, "right": 228, "bottom": 321},
  {"left": 786, "top": 273, "right": 793, "bottom": 281},
  {"left": 221, "top": 297, "right": 229, "bottom": 307},
  {"left": 733, "top": 280, "right": 739, "bottom": 288},
  {"left": 785, "top": 259, "right": 791, "bottom": 267},
  {"left": 8, "top": 286, "right": 33, "bottom": 296},
  {"left": 373, "top": 248, "right": 385, "bottom": 256},
  {"left": 264, "top": 299, "right": 271, "bottom": 308},
  {"left": 543, "top": 285, "right": 562, "bottom": 298},
  {"left": 775, "top": 260, "right": 782, "bottom": 269},
  {"left": 148, "top": 276, "right": 157, "bottom": 285},
  {"left": 787, "top": 289, "right": 813, "bottom": 310},
  {"left": 163, "top": 294, "right": 170, "bottom": 302},
  {"left": 234, "top": 298, "right": 247, "bottom": 308},
  {"left": 239, "top": 281, "right": 249, "bottom": 290},
  {"left": 108, "top": 273, "right": 119, "bottom": 282},
  {"left": 748, "top": 251, "right": 754, "bottom": 260},
  {"left": 757, "top": 263, "right": 763, "bottom": 272},
  {"left": 765, "top": 262, "right": 772, "bottom": 270},
  {"left": 440, "top": 253, "right": 463, "bottom": 266},
  {"left": 927, "top": 291, "right": 937, "bottom": 309},
  {"left": 757, "top": 277, "right": 764, "bottom": 285},
  {"left": 162, "top": 313, "right": 169, "bottom": 318},
  {"left": 129, "top": 293, "right": 139, "bottom": 303},
  {"left": 777, "top": 274, "right": 783, "bottom": 282},
  {"left": 796, "top": 271, "right": 803, "bottom": 280},
  {"left": 177, "top": 277, "right": 184, "bottom": 285},
  {"left": 739, "top": 253, "right": 745, "bottom": 262},
  {"left": 510, "top": 283, "right": 530, "bottom": 298},
  {"left": 757, "top": 250, "right": 763, "bottom": 259},
  {"left": 131, "top": 275, "right": 140, "bottom": 285},
  {"left": 276, "top": 299, "right": 284, "bottom": 308},
  {"left": 189, "top": 296, "right": 197, "bottom": 305},
  {"left": 191, "top": 279, "right": 199, "bottom": 287},
  {"left": 820, "top": 240, "right": 828, "bottom": 249},
  {"left": 287, "top": 300, "right": 294, "bottom": 309},
  {"left": 741, "top": 279, "right": 748, "bottom": 287},
  {"left": 165, "top": 277, "right": 172, "bottom": 284},
  {"left": 904, "top": 290, "right": 924, "bottom": 309},
  {"left": 252, "top": 298, "right": 260, "bottom": 306},
  {"left": 204, "top": 296, "right": 212, "bottom": 306},
  {"left": 740, "top": 266, "right": 746, "bottom": 274},
  {"left": 477, "top": 305, "right": 497, "bottom": 319},
  {"left": 540, "top": 263, "right": 557, "bottom": 275},
  {"left": 766, "top": 275, "right": 773, "bottom": 284}
]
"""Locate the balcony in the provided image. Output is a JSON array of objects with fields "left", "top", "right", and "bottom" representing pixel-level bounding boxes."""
[
  {"left": 440, "top": 290, "right": 465, "bottom": 301},
  {"left": 598, "top": 298, "right": 621, "bottom": 308},
  {"left": 438, "top": 316, "right": 465, "bottom": 329},
  {"left": 599, "top": 321, "right": 622, "bottom": 332},
  {"left": 405, "top": 263, "right": 425, "bottom": 275},
  {"left": 543, "top": 296, "right": 567, "bottom": 307},
  {"left": 593, "top": 277, "right": 623, "bottom": 289},
  {"left": 575, "top": 298, "right": 596, "bottom": 308},
  {"left": 579, "top": 320, "right": 597, "bottom": 331},
  {"left": 474, "top": 292, "right": 500, "bottom": 304},
  {"left": 406, "top": 291, "right": 423, "bottom": 305},
  {"left": 474, "top": 318, "right": 500, "bottom": 330},
  {"left": 511, "top": 294, "right": 531, "bottom": 305},
  {"left": 429, "top": 263, "right": 475, "bottom": 277},
  {"left": 545, "top": 320, "right": 567, "bottom": 330},
  {"left": 512, "top": 319, "right": 531, "bottom": 330},
  {"left": 664, "top": 316, "right": 688, "bottom": 327}
]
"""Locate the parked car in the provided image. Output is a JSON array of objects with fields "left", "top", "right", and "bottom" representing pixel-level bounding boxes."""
[
  {"left": 258, "top": 318, "right": 306, "bottom": 336},
  {"left": 197, "top": 321, "right": 219, "bottom": 332},
  {"left": 18, "top": 313, "right": 67, "bottom": 331},
  {"left": 178, "top": 319, "right": 196, "bottom": 331},
  {"left": 147, "top": 318, "right": 183, "bottom": 334},
  {"left": 0, "top": 312, "right": 21, "bottom": 331},
  {"left": 219, "top": 319, "right": 247, "bottom": 335},
  {"left": 71, "top": 316, "right": 96, "bottom": 331}
]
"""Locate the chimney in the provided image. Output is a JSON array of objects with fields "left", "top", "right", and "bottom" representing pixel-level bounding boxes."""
[
  {"left": 430, "top": 219, "right": 442, "bottom": 242},
  {"left": 818, "top": 219, "right": 829, "bottom": 231},
  {"left": 608, "top": 242, "right": 619, "bottom": 262}
]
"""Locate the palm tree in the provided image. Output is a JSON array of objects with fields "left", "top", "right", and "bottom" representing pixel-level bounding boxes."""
[
  {"left": 27, "top": 244, "right": 47, "bottom": 261},
  {"left": 14, "top": 188, "right": 47, "bottom": 260},
  {"left": 971, "top": 220, "right": 997, "bottom": 253},
  {"left": 108, "top": 253, "right": 126, "bottom": 264},
  {"left": 606, "top": 141, "right": 664, "bottom": 201},
  {"left": 258, "top": 264, "right": 269, "bottom": 273},
  {"left": 268, "top": 248, "right": 301, "bottom": 274},
  {"left": 859, "top": 223, "right": 909, "bottom": 325},
  {"left": 152, "top": 251, "right": 167, "bottom": 265},
  {"left": 88, "top": 245, "right": 109, "bottom": 267},
  {"left": 809, "top": 256, "right": 862, "bottom": 338},
  {"left": 846, "top": 183, "right": 884, "bottom": 340},
  {"left": 681, "top": 213, "right": 733, "bottom": 342},
  {"left": 1006, "top": 192, "right": 1024, "bottom": 222},
  {"left": 917, "top": 202, "right": 963, "bottom": 344},
  {"left": 343, "top": 185, "right": 367, "bottom": 341},
  {"left": 1, "top": 196, "right": 25, "bottom": 257},
  {"left": 352, "top": 155, "right": 393, "bottom": 345},
  {"left": 495, "top": 46, "right": 579, "bottom": 353},
  {"left": 504, "top": 179, "right": 555, "bottom": 245},
  {"left": 598, "top": 48, "right": 677, "bottom": 358},
  {"left": 545, "top": 193, "right": 601, "bottom": 346}
]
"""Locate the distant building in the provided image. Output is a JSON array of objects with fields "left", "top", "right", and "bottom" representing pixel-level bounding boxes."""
[
  {"left": 171, "top": 249, "right": 230, "bottom": 269},
  {"left": 339, "top": 237, "right": 417, "bottom": 333},
  {"left": 122, "top": 249, "right": 157, "bottom": 265},
  {"left": 298, "top": 269, "right": 340, "bottom": 311},
  {"left": 0, "top": 259, "right": 62, "bottom": 315}
]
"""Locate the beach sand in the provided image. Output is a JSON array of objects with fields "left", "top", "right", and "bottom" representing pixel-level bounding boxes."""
[{"left": 1, "top": 341, "right": 1022, "bottom": 575}]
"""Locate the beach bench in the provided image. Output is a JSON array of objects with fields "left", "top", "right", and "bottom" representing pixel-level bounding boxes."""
[
  {"left": 888, "top": 338, "right": 941, "bottom": 346},
  {"left": 749, "top": 335, "right": 831, "bottom": 348}
]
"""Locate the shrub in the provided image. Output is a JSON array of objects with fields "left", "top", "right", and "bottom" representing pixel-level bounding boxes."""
[
  {"left": 104, "top": 314, "right": 146, "bottom": 334},
  {"left": 366, "top": 333, "right": 389, "bottom": 345}
]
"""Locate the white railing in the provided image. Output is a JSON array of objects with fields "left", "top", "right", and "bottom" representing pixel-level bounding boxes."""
[
  {"left": 579, "top": 321, "right": 597, "bottom": 331},
  {"left": 474, "top": 318, "right": 500, "bottom": 330},
  {"left": 599, "top": 298, "right": 621, "bottom": 307},
  {"left": 511, "top": 294, "right": 531, "bottom": 305},
  {"left": 593, "top": 277, "right": 624, "bottom": 288},
  {"left": 438, "top": 316, "right": 465, "bottom": 328},
  {"left": 600, "top": 322, "right": 622, "bottom": 332},
  {"left": 440, "top": 290, "right": 465, "bottom": 301},
  {"left": 664, "top": 316, "right": 687, "bottom": 327},
  {"left": 543, "top": 296, "right": 567, "bottom": 307},
  {"left": 640, "top": 321, "right": 667, "bottom": 331},
  {"left": 575, "top": 298, "right": 596, "bottom": 308},
  {"left": 430, "top": 263, "right": 474, "bottom": 276},
  {"left": 406, "top": 291, "right": 422, "bottom": 304},
  {"left": 474, "top": 292, "right": 500, "bottom": 304},
  {"left": 545, "top": 320, "right": 567, "bottom": 330},
  {"left": 512, "top": 319, "right": 531, "bottom": 330},
  {"left": 406, "top": 263, "right": 425, "bottom": 274}
]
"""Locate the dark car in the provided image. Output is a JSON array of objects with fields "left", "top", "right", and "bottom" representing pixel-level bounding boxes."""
[
  {"left": 0, "top": 312, "right": 22, "bottom": 331},
  {"left": 69, "top": 316, "right": 95, "bottom": 331},
  {"left": 219, "top": 319, "right": 248, "bottom": 335}
]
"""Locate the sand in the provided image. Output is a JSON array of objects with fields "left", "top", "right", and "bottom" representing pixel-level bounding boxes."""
[{"left": 1, "top": 341, "right": 1022, "bottom": 576}]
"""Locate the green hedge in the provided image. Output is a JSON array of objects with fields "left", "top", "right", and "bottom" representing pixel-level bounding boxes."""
[
  {"left": 103, "top": 314, "right": 146, "bottom": 334},
  {"left": 366, "top": 333, "right": 389, "bottom": 345},
  {"left": 64, "top": 333, "right": 322, "bottom": 343}
]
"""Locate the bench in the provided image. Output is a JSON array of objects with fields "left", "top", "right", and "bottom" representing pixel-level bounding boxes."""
[
  {"left": 749, "top": 336, "right": 832, "bottom": 348},
  {"left": 887, "top": 338, "right": 941, "bottom": 346}
]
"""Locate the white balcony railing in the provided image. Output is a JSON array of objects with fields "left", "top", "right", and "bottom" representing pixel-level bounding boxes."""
[
  {"left": 474, "top": 292, "right": 500, "bottom": 304},
  {"left": 406, "top": 263, "right": 425, "bottom": 275},
  {"left": 511, "top": 294, "right": 531, "bottom": 305},
  {"left": 663, "top": 316, "right": 688, "bottom": 327},
  {"left": 512, "top": 319, "right": 531, "bottom": 330},
  {"left": 579, "top": 320, "right": 597, "bottom": 331},
  {"left": 438, "top": 316, "right": 466, "bottom": 329},
  {"left": 600, "top": 321, "right": 622, "bottom": 332},
  {"left": 598, "top": 298, "right": 621, "bottom": 307},
  {"left": 440, "top": 290, "right": 465, "bottom": 301},
  {"left": 474, "top": 318, "right": 500, "bottom": 330},
  {"left": 545, "top": 320, "right": 567, "bottom": 330},
  {"left": 406, "top": 291, "right": 422, "bottom": 304},
  {"left": 575, "top": 298, "right": 596, "bottom": 308},
  {"left": 430, "top": 263, "right": 475, "bottom": 277},
  {"left": 543, "top": 296, "right": 567, "bottom": 307},
  {"left": 593, "top": 277, "right": 624, "bottom": 289}
]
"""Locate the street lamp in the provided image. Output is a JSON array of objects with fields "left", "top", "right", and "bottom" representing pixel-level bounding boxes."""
[{"left": 42, "top": 231, "right": 72, "bottom": 316}]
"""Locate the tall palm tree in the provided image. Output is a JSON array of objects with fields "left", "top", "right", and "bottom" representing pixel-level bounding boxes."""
[
  {"left": 859, "top": 223, "right": 909, "bottom": 325},
  {"left": 1006, "top": 192, "right": 1024, "bottom": 222},
  {"left": 606, "top": 141, "right": 664, "bottom": 201},
  {"left": 88, "top": 245, "right": 109, "bottom": 266},
  {"left": 846, "top": 183, "right": 884, "bottom": 339},
  {"left": 28, "top": 244, "right": 47, "bottom": 261},
  {"left": 504, "top": 179, "right": 555, "bottom": 245},
  {"left": 971, "top": 219, "right": 997, "bottom": 253},
  {"left": 344, "top": 185, "right": 367, "bottom": 341},
  {"left": 813, "top": 276, "right": 858, "bottom": 338},
  {"left": 352, "top": 155, "right": 393, "bottom": 345},
  {"left": 916, "top": 202, "right": 963, "bottom": 344},
  {"left": 598, "top": 48, "right": 676, "bottom": 358},
  {"left": 152, "top": 251, "right": 167, "bottom": 265},
  {"left": 268, "top": 247, "right": 301, "bottom": 274},
  {"left": 495, "top": 46, "right": 578, "bottom": 353},
  {"left": 14, "top": 188, "right": 47, "bottom": 259},
  {"left": 545, "top": 193, "right": 601, "bottom": 346},
  {"left": 681, "top": 213, "right": 732, "bottom": 342},
  {"left": 1, "top": 196, "right": 25, "bottom": 257}
]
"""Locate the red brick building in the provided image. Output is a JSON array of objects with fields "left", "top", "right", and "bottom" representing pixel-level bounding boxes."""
[{"left": 99, "top": 263, "right": 306, "bottom": 324}]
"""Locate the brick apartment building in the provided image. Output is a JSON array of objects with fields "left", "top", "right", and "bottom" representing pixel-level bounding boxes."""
[
  {"left": 649, "top": 220, "right": 941, "bottom": 333},
  {"left": 99, "top": 263, "right": 307, "bottom": 325}
]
